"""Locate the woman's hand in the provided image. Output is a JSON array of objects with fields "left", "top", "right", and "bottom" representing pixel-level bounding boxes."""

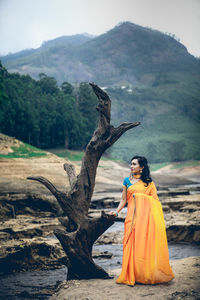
[
  {"left": 108, "top": 186, "right": 126, "bottom": 218},
  {"left": 108, "top": 211, "right": 118, "bottom": 217}
]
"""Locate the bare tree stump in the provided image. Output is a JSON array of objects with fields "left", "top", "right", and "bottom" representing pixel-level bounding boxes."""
[{"left": 27, "top": 83, "right": 140, "bottom": 279}]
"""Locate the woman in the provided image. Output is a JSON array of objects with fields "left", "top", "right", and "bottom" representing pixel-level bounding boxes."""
[{"left": 110, "top": 156, "right": 174, "bottom": 286}]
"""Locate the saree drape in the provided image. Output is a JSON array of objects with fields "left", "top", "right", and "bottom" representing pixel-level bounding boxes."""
[{"left": 116, "top": 180, "right": 174, "bottom": 286}]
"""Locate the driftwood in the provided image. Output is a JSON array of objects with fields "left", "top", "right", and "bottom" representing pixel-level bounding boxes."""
[{"left": 27, "top": 83, "right": 140, "bottom": 279}]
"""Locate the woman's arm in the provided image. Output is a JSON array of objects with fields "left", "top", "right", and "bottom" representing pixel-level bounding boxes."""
[{"left": 109, "top": 186, "right": 127, "bottom": 216}]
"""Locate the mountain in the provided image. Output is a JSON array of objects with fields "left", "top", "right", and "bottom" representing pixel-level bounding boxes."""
[
  {"left": 40, "top": 33, "right": 94, "bottom": 48},
  {"left": 2, "top": 22, "right": 199, "bottom": 85},
  {"left": 1, "top": 33, "right": 94, "bottom": 83},
  {"left": 1, "top": 22, "right": 200, "bottom": 163}
]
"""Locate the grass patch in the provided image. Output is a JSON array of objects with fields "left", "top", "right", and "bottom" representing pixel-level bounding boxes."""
[
  {"left": 150, "top": 162, "right": 169, "bottom": 171},
  {"left": 48, "top": 149, "right": 84, "bottom": 161},
  {"left": 100, "top": 156, "right": 122, "bottom": 162},
  {"left": 171, "top": 160, "right": 200, "bottom": 169},
  {"left": 0, "top": 143, "right": 47, "bottom": 158},
  {"left": 149, "top": 160, "right": 200, "bottom": 171},
  {"left": 64, "top": 151, "right": 84, "bottom": 161},
  {"left": 48, "top": 148, "right": 121, "bottom": 162}
]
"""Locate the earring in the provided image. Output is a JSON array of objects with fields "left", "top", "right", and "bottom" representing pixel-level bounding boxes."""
[{"left": 140, "top": 169, "right": 142, "bottom": 174}]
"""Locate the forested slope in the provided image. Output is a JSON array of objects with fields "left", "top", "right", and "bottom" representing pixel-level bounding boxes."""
[
  {"left": 0, "top": 62, "right": 98, "bottom": 149},
  {"left": 1, "top": 22, "right": 200, "bottom": 163}
]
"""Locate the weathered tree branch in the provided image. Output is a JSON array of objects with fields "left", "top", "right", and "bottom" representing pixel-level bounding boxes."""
[
  {"left": 107, "top": 122, "right": 140, "bottom": 147},
  {"left": 27, "top": 176, "right": 59, "bottom": 198},
  {"left": 27, "top": 83, "right": 140, "bottom": 279},
  {"left": 63, "top": 163, "right": 77, "bottom": 189},
  {"left": 54, "top": 228, "right": 110, "bottom": 279},
  {"left": 76, "top": 85, "right": 140, "bottom": 213},
  {"left": 90, "top": 82, "right": 111, "bottom": 130},
  {"left": 27, "top": 176, "right": 74, "bottom": 218},
  {"left": 88, "top": 211, "right": 115, "bottom": 247}
]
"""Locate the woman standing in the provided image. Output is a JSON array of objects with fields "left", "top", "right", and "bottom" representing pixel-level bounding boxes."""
[{"left": 110, "top": 156, "right": 174, "bottom": 286}]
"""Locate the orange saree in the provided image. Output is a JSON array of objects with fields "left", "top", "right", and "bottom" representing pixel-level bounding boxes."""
[{"left": 116, "top": 180, "right": 174, "bottom": 286}]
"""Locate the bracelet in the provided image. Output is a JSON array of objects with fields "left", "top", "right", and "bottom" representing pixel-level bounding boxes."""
[{"left": 115, "top": 212, "right": 118, "bottom": 217}]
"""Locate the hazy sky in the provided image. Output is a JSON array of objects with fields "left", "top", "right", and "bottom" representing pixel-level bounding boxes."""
[{"left": 0, "top": 0, "right": 200, "bottom": 57}]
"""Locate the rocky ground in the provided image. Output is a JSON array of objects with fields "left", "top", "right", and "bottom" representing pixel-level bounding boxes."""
[
  {"left": 1, "top": 156, "right": 200, "bottom": 273},
  {"left": 0, "top": 136, "right": 200, "bottom": 299}
]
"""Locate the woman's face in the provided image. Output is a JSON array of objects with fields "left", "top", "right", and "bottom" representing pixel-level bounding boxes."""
[{"left": 130, "top": 159, "right": 141, "bottom": 174}]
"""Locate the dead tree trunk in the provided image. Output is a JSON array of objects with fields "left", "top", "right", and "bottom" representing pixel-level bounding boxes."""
[{"left": 27, "top": 83, "right": 140, "bottom": 279}]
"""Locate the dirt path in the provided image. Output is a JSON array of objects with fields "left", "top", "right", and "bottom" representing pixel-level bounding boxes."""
[{"left": 50, "top": 256, "right": 200, "bottom": 300}]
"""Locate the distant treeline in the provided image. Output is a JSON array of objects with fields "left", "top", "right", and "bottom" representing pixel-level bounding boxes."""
[{"left": 0, "top": 61, "right": 98, "bottom": 149}]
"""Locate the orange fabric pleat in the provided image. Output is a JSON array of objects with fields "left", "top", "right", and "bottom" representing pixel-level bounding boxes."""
[{"left": 116, "top": 181, "right": 174, "bottom": 286}]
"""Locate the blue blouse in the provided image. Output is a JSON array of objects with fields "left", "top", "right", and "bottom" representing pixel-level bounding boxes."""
[{"left": 123, "top": 177, "right": 133, "bottom": 188}]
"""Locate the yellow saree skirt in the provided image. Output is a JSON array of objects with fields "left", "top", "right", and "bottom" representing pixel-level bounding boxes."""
[{"left": 116, "top": 181, "right": 174, "bottom": 286}]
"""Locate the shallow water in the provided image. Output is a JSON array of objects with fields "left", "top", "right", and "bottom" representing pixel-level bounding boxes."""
[
  {"left": 93, "top": 242, "right": 200, "bottom": 270},
  {"left": 0, "top": 267, "right": 67, "bottom": 300},
  {"left": 93, "top": 221, "right": 200, "bottom": 268},
  {"left": 0, "top": 242, "right": 199, "bottom": 300}
]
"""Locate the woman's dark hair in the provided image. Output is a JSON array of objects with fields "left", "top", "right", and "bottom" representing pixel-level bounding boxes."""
[{"left": 131, "top": 155, "right": 152, "bottom": 186}]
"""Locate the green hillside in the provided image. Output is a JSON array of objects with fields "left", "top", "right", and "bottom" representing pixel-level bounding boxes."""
[
  {"left": 1, "top": 22, "right": 200, "bottom": 163},
  {"left": 108, "top": 75, "right": 200, "bottom": 163},
  {"left": 0, "top": 133, "right": 47, "bottom": 158}
]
